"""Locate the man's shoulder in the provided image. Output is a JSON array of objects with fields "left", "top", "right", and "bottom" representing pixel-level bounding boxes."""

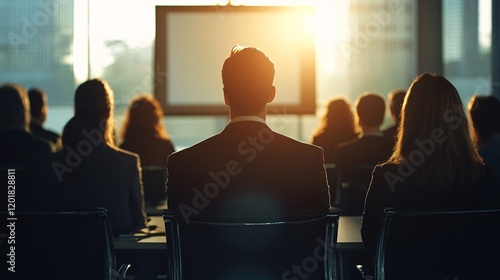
[
  {"left": 95, "top": 145, "right": 140, "bottom": 167},
  {"left": 30, "top": 122, "right": 61, "bottom": 143},
  {"left": 23, "top": 130, "right": 53, "bottom": 152},
  {"left": 273, "top": 131, "right": 322, "bottom": 151},
  {"left": 167, "top": 134, "right": 219, "bottom": 161}
]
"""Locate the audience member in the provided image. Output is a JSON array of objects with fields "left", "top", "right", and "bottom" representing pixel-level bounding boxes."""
[
  {"left": 28, "top": 87, "right": 62, "bottom": 150},
  {"left": 0, "top": 83, "right": 52, "bottom": 208},
  {"left": 0, "top": 83, "right": 52, "bottom": 167},
  {"left": 334, "top": 93, "right": 393, "bottom": 215},
  {"left": 468, "top": 95, "right": 500, "bottom": 193},
  {"left": 310, "top": 97, "right": 358, "bottom": 164},
  {"left": 383, "top": 88, "right": 406, "bottom": 143},
  {"left": 31, "top": 79, "right": 147, "bottom": 233},
  {"left": 361, "top": 73, "right": 497, "bottom": 278},
  {"left": 166, "top": 45, "right": 330, "bottom": 220},
  {"left": 166, "top": 44, "right": 331, "bottom": 279},
  {"left": 120, "top": 94, "right": 175, "bottom": 208},
  {"left": 336, "top": 93, "right": 393, "bottom": 168}
]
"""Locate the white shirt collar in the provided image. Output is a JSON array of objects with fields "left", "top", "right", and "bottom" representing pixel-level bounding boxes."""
[{"left": 229, "top": 116, "right": 267, "bottom": 125}]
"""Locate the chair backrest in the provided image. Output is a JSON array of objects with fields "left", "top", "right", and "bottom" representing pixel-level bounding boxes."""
[
  {"left": 326, "top": 164, "right": 374, "bottom": 215},
  {"left": 374, "top": 207, "right": 500, "bottom": 280},
  {"left": 164, "top": 208, "right": 340, "bottom": 280},
  {"left": 141, "top": 165, "right": 168, "bottom": 208},
  {"left": 0, "top": 208, "right": 116, "bottom": 280}
]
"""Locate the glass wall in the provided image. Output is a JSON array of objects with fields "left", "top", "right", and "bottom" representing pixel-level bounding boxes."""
[
  {"left": 442, "top": 0, "right": 492, "bottom": 104},
  {"left": 0, "top": 0, "right": 492, "bottom": 150}
]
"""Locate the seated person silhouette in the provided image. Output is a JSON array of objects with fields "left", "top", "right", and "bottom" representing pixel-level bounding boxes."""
[
  {"left": 0, "top": 83, "right": 52, "bottom": 209},
  {"left": 120, "top": 95, "right": 175, "bottom": 208},
  {"left": 166, "top": 45, "right": 331, "bottom": 279},
  {"left": 383, "top": 88, "right": 406, "bottom": 144},
  {"left": 30, "top": 79, "right": 147, "bottom": 234},
  {"left": 335, "top": 93, "right": 393, "bottom": 214},
  {"left": 310, "top": 97, "right": 358, "bottom": 164},
  {"left": 362, "top": 73, "right": 498, "bottom": 279},
  {"left": 468, "top": 95, "right": 500, "bottom": 195},
  {"left": 28, "top": 87, "right": 62, "bottom": 150}
]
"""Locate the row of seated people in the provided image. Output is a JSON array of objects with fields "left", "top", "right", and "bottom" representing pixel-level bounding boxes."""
[
  {"left": 1, "top": 46, "right": 499, "bottom": 278},
  {"left": 311, "top": 88, "right": 500, "bottom": 215},
  {"left": 310, "top": 92, "right": 400, "bottom": 214}
]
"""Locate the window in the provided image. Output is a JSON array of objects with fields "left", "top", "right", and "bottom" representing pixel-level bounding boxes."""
[
  {"left": 1, "top": 0, "right": 493, "bottom": 150},
  {"left": 443, "top": 0, "right": 492, "bottom": 104}
]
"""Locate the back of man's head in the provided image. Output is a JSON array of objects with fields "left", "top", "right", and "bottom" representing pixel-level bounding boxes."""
[
  {"left": 28, "top": 88, "right": 47, "bottom": 121},
  {"left": 0, "top": 83, "right": 30, "bottom": 129},
  {"left": 469, "top": 95, "right": 500, "bottom": 143},
  {"left": 388, "top": 88, "right": 406, "bottom": 123},
  {"left": 221, "top": 45, "right": 275, "bottom": 115},
  {"left": 356, "top": 93, "right": 386, "bottom": 127}
]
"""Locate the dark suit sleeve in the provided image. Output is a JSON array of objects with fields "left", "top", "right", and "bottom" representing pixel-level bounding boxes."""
[
  {"left": 361, "top": 166, "right": 393, "bottom": 251},
  {"left": 315, "top": 147, "right": 332, "bottom": 210},
  {"left": 130, "top": 156, "right": 147, "bottom": 227},
  {"left": 165, "top": 153, "right": 181, "bottom": 211}
]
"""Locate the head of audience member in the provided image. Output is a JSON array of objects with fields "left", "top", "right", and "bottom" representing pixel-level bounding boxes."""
[
  {"left": 468, "top": 95, "right": 500, "bottom": 146},
  {"left": 388, "top": 88, "right": 407, "bottom": 125},
  {"left": 62, "top": 79, "right": 116, "bottom": 149},
  {"left": 313, "top": 97, "right": 358, "bottom": 137},
  {"left": 28, "top": 88, "right": 48, "bottom": 125},
  {"left": 389, "top": 72, "right": 482, "bottom": 190},
  {"left": 0, "top": 83, "right": 31, "bottom": 130},
  {"left": 221, "top": 45, "right": 275, "bottom": 119},
  {"left": 120, "top": 94, "right": 170, "bottom": 142},
  {"left": 355, "top": 93, "right": 386, "bottom": 133}
]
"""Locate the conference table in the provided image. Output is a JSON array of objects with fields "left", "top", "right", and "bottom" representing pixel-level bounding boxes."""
[
  {"left": 114, "top": 216, "right": 364, "bottom": 249},
  {"left": 114, "top": 215, "right": 368, "bottom": 279}
]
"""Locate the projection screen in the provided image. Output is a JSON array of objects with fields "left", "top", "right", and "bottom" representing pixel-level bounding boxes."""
[{"left": 155, "top": 5, "right": 316, "bottom": 115}]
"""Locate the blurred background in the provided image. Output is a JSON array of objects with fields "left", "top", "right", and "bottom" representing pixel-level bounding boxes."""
[{"left": 0, "top": 0, "right": 494, "bottom": 150}]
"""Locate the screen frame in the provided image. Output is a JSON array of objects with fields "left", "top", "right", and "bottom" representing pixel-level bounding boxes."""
[{"left": 155, "top": 5, "right": 316, "bottom": 115}]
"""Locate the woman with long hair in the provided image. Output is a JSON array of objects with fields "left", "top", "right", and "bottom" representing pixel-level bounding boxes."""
[
  {"left": 32, "top": 79, "right": 147, "bottom": 233},
  {"left": 120, "top": 95, "right": 175, "bottom": 207},
  {"left": 310, "top": 97, "right": 358, "bottom": 164},
  {"left": 362, "top": 72, "right": 496, "bottom": 255},
  {"left": 120, "top": 94, "right": 175, "bottom": 166}
]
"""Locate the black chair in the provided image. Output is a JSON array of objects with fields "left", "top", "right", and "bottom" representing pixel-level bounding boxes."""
[
  {"left": 326, "top": 164, "right": 374, "bottom": 215},
  {"left": 164, "top": 208, "right": 340, "bottom": 280},
  {"left": 359, "top": 207, "right": 500, "bottom": 280},
  {"left": 0, "top": 208, "right": 129, "bottom": 280}
]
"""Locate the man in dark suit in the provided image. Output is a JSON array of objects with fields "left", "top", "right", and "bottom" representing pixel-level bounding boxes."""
[
  {"left": 334, "top": 93, "right": 394, "bottom": 215},
  {"left": 166, "top": 45, "right": 331, "bottom": 223},
  {"left": 0, "top": 84, "right": 53, "bottom": 167},
  {"left": 336, "top": 93, "right": 394, "bottom": 168},
  {"left": 383, "top": 88, "right": 406, "bottom": 144},
  {"left": 28, "top": 88, "right": 62, "bottom": 150},
  {"left": 0, "top": 83, "right": 53, "bottom": 209}
]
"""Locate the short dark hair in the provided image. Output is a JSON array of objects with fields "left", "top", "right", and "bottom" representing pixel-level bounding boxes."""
[
  {"left": 0, "top": 83, "right": 30, "bottom": 128},
  {"left": 388, "top": 88, "right": 406, "bottom": 122},
  {"left": 28, "top": 88, "right": 46, "bottom": 119},
  {"left": 221, "top": 45, "right": 275, "bottom": 114},
  {"left": 468, "top": 95, "right": 500, "bottom": 144},
  {"left": 356, "top": 93, "right": 386, "bottom": 127}
]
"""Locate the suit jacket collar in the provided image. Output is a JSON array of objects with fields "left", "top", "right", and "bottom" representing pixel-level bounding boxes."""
[{"left": 222, "top": 120, "right": 270, "bottom": 134}]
